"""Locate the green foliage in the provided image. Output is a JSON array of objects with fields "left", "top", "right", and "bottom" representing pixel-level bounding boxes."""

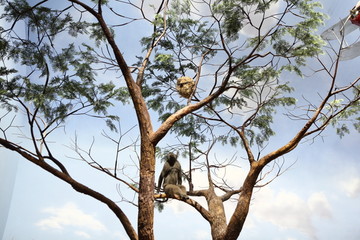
[
  {"left": 0, "top": 0, "right": 357, "bottom": 152},
  {"left": 3, "top": 0, "right": 72, "bottom": 40},
  {"left": 90, "top": 0, "right": 109, "bottom": 4},
  {"left": 138, "top": 0, "right": 218, "bottom": 134},
  {"left": 213, "top": 0, "right": 282, "bottom": 40},
  {"left": 0, "top": 66, "right": 18, "bottom": 111},
  {"left": 272, "top": 1, "right": 325, "bottom": 65},
  {"left": 138, "top": 0, "right": 327, "bottom": 147},
  {"left": 170, "top": 114, "right": 208, "bottom": 142},
  {"left": 215, "top": 0, "right": 326, "bottom": 67},
  {"left": 210, "top": 64, "right": 296, "bottom": 146},
  {"left": 212, "top": 0, "right": 246, "bottom": 40},
  {"left": 89, "top": 23, "right": 115, "bottom": 47},
  {"left": 354, "top": 117, "right": 360, "bottom": 132},
  {"left": 0, "top": 0, "right": 128, "bottom": 131},
  {"left": 324, "top": 94, "right": 360, "bottom": 138},
  {"left": 141, "top": 0, "right": 216, "bottom": 63}
]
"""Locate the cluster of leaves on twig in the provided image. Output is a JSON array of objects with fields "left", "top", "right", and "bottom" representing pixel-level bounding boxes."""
[
  {"left": 136, "top": 0, "right": 329, "bottom": 148},
  {"left": 0, "top": 0, "right": 130, "bottom": 131}
]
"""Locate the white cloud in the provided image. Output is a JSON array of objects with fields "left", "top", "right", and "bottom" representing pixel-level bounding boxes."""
[
  {"left": 167, "top": 199, "right": 194, "bottom": 214},
  {"left": 253, "top": 189, "right": 315, "bottom": 237},
  {"left": 342, "top": 177, "right": 360, "bottom": 198},
  {"left": 275, "top": 238, "right": 298, "bottom": 240},
  {"left": 132, "top": 0, "right": 160, "bottom": 21},
  {"left": 240, "top": 2, "right": 281, "bottom": 37},
  {"left": 308, "top": 192, "right": 332, "bottom": 219},
  {"left": 112, "top": 231, "right": 129, "bottom": 240},
  {"left": 243, "top": 216, "right": 256, "bottom": 229},
  {"left": 214, "top": 165, "right": 247, "bottom": 191},
  {"left": 36, "top": 202, "right": 106, "bottom": 232},
  {"left": 251, "top": 188, "right": 333, "bottom": 240},
  {"left": 195, "top": 229, "right": 211, "bottom": 240},
  {"left": 75, "top": 231, "right": 91, "bottom": 239}
]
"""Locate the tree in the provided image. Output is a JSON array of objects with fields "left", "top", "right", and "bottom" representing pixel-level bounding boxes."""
[{"left": 0, "top": 0, "right": 359, "bottom": 239}]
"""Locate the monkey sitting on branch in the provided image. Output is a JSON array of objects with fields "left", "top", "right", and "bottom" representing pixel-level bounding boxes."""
[{"left": 157, "top": 153, "right": 189, "bottom": 200}]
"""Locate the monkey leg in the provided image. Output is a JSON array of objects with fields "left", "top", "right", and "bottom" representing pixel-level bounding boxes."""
[
  {"left": 178, "top": 185, "right": 189, "bottom": 199},
  {"left": 164, "top": 184, "right": 189, "bottom": 200}
]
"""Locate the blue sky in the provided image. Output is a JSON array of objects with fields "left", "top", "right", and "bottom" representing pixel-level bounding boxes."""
[{"left": 1, "top": 0, "right": 360, "bottom": 240}]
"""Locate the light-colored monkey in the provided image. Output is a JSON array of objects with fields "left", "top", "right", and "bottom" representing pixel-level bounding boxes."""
[{"left": 157, "top": 153, "right": 189, "bottom": 200}]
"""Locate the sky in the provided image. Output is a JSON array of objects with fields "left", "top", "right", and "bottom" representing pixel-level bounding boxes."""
[{"left": 1, "top": 0, "right": 360, "bottom": 240}]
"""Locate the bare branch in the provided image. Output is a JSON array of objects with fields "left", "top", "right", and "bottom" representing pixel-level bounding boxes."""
[{"left": 0, "top": 137, "right": 138, "bottom": 240}]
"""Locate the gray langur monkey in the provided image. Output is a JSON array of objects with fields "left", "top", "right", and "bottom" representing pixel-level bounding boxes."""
[{"left": 157, "top": 153, "right": 189, "bottom": 200}]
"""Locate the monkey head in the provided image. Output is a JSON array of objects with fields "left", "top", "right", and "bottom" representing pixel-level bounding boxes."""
[{"left": 166, "top": 152, "right": 177, "bottom": 166}]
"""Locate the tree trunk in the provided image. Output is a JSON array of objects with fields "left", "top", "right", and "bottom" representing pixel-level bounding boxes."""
[
  {"left": 138, "top": 140, "right": 156, "bottom": 240},
  {"left": 208, "top": 195, "right": 227, "bottom": 240},
  {"left": 224, "top": 163, "right": 262, "bottom": 240}
]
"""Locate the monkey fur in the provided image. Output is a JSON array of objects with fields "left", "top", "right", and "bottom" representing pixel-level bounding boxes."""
[{"left": 158, "top": 153, "right": 189, "bottom": 200}]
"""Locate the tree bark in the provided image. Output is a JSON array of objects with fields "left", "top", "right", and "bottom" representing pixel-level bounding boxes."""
[
  {"left": 224, "top": 163, "right": 262, "bottom": 240},
  {"left": 88, "top": 7, "right": 157, "bottom": 239},
  {"left": 138, "top": 139, "right": 156, "bottom": 240},
  {"left": 208, "top": 194, "right": 227, "bottom": 240}
]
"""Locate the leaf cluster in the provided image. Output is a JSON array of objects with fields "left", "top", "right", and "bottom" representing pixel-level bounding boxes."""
[
  {"left": 138, "top": 0, "right": 217, "bottom": 122},
  {"left": 140, "top": 0, "right": 322, "bottom": 147},
  {"left": 269, "top": 1, "right": 326, "bottom": 66},
  {"left": 0, "top": 0, "right": 129, "bottom": 130},
  {"left": 322, "top": 91, "right": 360, "bottom": 138},
  {"left": 215, "top": 66, "right": 296, "bottom": 147}
]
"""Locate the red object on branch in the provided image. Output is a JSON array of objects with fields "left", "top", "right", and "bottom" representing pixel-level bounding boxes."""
[{"left": 350, "top": 7, "right": 360, "bottom": 26}]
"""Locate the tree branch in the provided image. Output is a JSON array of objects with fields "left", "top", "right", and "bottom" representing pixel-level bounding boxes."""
[
  {"left": 0, "top": 137, "right": 138, "bottom": 240},
  {"left": 136, "top": 0, "right": 169, "bottom": 86}
]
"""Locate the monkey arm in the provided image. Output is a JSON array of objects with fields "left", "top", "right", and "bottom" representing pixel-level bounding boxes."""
[
  {"left": 157, "top": 162, "right": 170, "bottom": 192},
  {"left": 157, "top": 174, "right": 163, "bottom": 192},
  {"left": 176, "top": 161, "right": 182, "bottom": 185}
]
